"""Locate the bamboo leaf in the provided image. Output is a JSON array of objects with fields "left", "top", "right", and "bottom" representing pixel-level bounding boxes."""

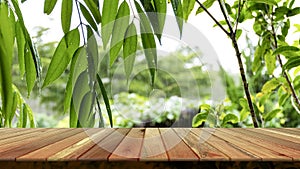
[
  {"left": 24, "top": 44, "right": 36, "bottom": 97},
  {"left": 86, "top": 26, "right": 98, "bottom": 86},
  {"left": 44, "top": 0, "right": 58, "bottom": 15},
  {"left": 264, "top": 109, "right": 282, "bottom": 122},
  {"left": 79, "top": 2, "right": 98, "bottom": 32},
  {"left": 22, "top": 103, "right": 28, "bottom": 127},
  {"left": 96, "top": 74, "right": 113, "bottom": 127},
  {"left": 183, "top": 0, "right": 195, "bottom": 22},
  {"left": 264, "top": 52, "right": 276, "bottom": 75},
  {"left": 70, "top": 100, "right": 77, "bottom": 127},
  {"left": 110, "top": 1, "right": 130, "bottom": 66},
  {"left": 101, "top": 0, "right": 119, "bottom": 49},
  {"left": 15, "top": 21, "right": 26, "bottom": 78},
  {"left": 61, "top": 0, "right": 73, "bottom": 34},
  {"left": 83, "top": 0, "right": 101, "bottom": 24},
  {"left": 170, "top": 0, "right": 183, "bottom": 37},
  {"left": 0, "top": 2, "right": 15, "bottom": 127},
  {"left": 123, "top": 23, "right": 137, "bottom": 80},
  {"left": 78, "top": 91, "right": 95, "bottom": 127},
  {"left": 64, "top": 46, "right": 86, "bottom": 113},
  {"left": 192, "top": 112, "right": 208, "bottom": 127},
  {"left": 153, "top": 0, "right": 166, "bottom": 43},
  {"left": 196, "top": 0, "right": 216, "bottom": 14},
  {"left": 247, "top": 0, "right": 277, "bottom": 6},
  {"left": 43, "top": 28, "right": 80, "bottom": 88},
  {"left": 26, "top": 104, "right": 35, "bottom": 128},
  {"left": 135, "top": 1, "right": 157, "bottom": 85}
]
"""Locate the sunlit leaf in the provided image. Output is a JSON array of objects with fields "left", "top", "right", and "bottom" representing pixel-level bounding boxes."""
[
  {"left": 24, "top": 43, "right": 36, "bottom": 96},
  {"left": 264, "top": 109, "right": 281, "bottom": 122},
  {"left": 183, "top": 0, "right": 195, "bottom": 22},
  {"left": 196, "top": 0, "right": 216, "bottom": 14},
  {"left": 96, "top": 74, "right": 113, "bottom": 127},
  {"left": 43, "top": 28, "right": 80, "bottom": 88},
  {"left": 170, "top": 0, "right": 183, "bottom": 37},
  {"left": 222, "top": 113, "right": 239, "bottom": 125},
  {"left": 79, "top": 2, "right": 98, "bottom": 32},
  {"left": 123, "top": 23, "right": 137, "bottom": 80},
  {"left": 110, "top": 1, "right": 130, "bottom": 66},
  {"left": 273, "top": 46, "right": 300, "bottom": 56},
  {"left": 192, "top": 112, "right": 208, "bottom": 127},
  {"left": 264, "top": 52, "right": 276, "bottom": 75},
  {"left": 15, "top": 21, "right": 25, "bottom": 78},
  {"left": 61, "top": 0, "right": 73, "bottom": 34},
  {"left": 22, "top": 103, "right": 28, "bottom": 127},
  {"left": 247, "top": 0, "right": 277, "bottom": 6},
  {"left": 84, "top": 0, "right": 101, "bottom": 24},
  {"left": 262, "top": 78, "right": 281, "bottom": 93},
  {"left": 154, "top": 0, "right": 167, "bottom": 43},
  {"left": 44, "top": 0, "right": 58, "bottom": 15},
  {"left": 102, "top": 0, "right": 119, "bottom": 49}
]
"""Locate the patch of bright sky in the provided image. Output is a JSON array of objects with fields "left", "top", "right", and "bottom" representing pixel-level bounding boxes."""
[{"left": 20, "top": 0, "right": 300, "bottom": 74}]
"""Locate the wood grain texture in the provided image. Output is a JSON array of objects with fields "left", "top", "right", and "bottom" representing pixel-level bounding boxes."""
[{"left": 0, "top": 128, "right": 299, "bottom": 162}]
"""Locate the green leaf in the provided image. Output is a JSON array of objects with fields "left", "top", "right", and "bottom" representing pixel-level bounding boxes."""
[
  {"left": 43, "top": 28, "right": 80, "bottom": 88},
  {"left": 110, "top": 1, "right": 130, "bottom": 66},
  {"left": 79, "top": 2, "right": 98, "bottom": 32},
  {"left": 26, "top": 104, "right": 35, "bottom": 128},
  {"left": 101, "top": 0, "right": 119, "bottom": 49},
  {"left": 64, "top": 46, "right": 86, "bottom": 113},
  {"left": 0, "top": 2, "right": 15, "bottom": 127},
  {"left": 279, "top": 93, "right": 289, "bottom": 106},
  {"left": 123, "top": 23, "right": 137, "bottom": 80},
  {"left": 24, "top": 43, "right": 36, "bottom": 96},
  {"left": 192, "top": 112, "right": 208, "bottom": 127},
  {"left": 222, "top": 114, "right": 239, "bottom": 125},
  {"left": 273, "top": 46, "right": 300, "bottom": 56},
  {"left": 135, "top": 1, "right": 157, "bottom": 85},
  {"left": 287, "top": 7, "right": 300, "bottom": 17},
  {"left": 78, "top": 91, "right": 95, "bottom": 127},
  {"left": 44, "top": 0, "right": 58, "bottom": 15},
  {"left": 61, "top": 0, "right": 73, "bottom": 34},
  {"left": 70, "top": 100, "right": 77, "bottom": 127},
  {"left": 83, "top": 0, "right": 101, "bottom": 24},
  {"left": 262, "top": 78, "right": 281, "bottom": 93},
  {"left": 154, "top": 0, "right": 167, "bottom": 43},
  {"left": 284, "top": 56, "right": 300, "bottom": 70},
  {"left": 264, "top": 52, "right": 276, "bottom": 75},
  {"left": 196, "top": 0, "right": 216, "bottom": 14},
  {"left": 236, "top": 29, "right": 242, "bottom": 40},
  {"left": 22, "top": 103, "right": 28, "bottom": 127},
  {"left": 15, "top": 21, "right": 26, "bottom": 78},
  {"left": 240, "top": 109, "right": 250, "bottom": 122},
  {"left": 96, "top": 74, "right": 113, "bottom": 127},
  {"left": 86, "top": 26, "right": 98, "bottom": 86},
  {"left": 247, "top": 0, "right": 277, "bottom": 6},
  {"left": 264, "top": 109, "right": 282, "bottom": 122},
  {"left": 183, "top": 0, "right": 195, "bottom": 22},
  {"left": 289, "top": 0, "right": 295, "bottom": 8},
  {"left": 171, "top": 0, "right": 183, "bottom": 37}
]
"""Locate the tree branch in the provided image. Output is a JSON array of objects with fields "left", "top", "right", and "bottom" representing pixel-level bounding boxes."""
[
  {"left": 217, "top": 0, "right": 233, "bottom": 35},
  {"left": 75, "top": 0, "right": 87, "bottom": 45},
  {"left": 234, "top": 0, "right": 245, "bottom": 35},
  {"left": 195, "top": 0, "right": 230, "bottom": 36}
]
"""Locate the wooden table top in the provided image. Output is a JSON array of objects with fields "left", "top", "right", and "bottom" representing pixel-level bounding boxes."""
[{"left": 0, "top": 128, "right": 299, "bottom": 162}]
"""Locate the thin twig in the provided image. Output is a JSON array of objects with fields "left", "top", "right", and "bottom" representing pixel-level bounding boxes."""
[
  {"left": 270, "top": 14, "right": 300, "bottom": 108},
  {"left": 217, "top": 0, "right": 233, "bottom": 35},
  {"left": 75, "top": 0, "right": 87, "bottom": 45},
  {"left": 195, "top": 0, "right": 230, "bottom": 36},
  {"left": 234, "top": 0, "right": 245, "bottom": 35}
]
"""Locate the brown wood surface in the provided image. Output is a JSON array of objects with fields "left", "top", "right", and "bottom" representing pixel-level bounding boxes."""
[{"left": 0, "top": 128, "right": 299, "bottom": 162}]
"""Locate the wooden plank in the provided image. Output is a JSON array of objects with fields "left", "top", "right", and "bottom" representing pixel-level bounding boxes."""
[
  {"left": 109, "top": 128, "right": 145, "bottom": 161},
  {"left": 0, "top": 128, "right": 47, "bottom": 145},
  {"left": 16, "top": 129, "right": 99, "bottom": 161},
  {"left": 140, "top": 128, "right": 168, "bottom": 161},
  {"left": 222, "top": 129, "right": 300, "bottom": 161},
  {"left": 48, "top": 129, "right": 113, "bottom": 161},
  {"left": 243, "top": 129, "right": 300, "bottom": 151},
  {"left": 212, "top": 129, "right": 292, "bottom": 161},
  {"left": 257, "top": 128, "right": 300, "bottom": 142},
  {"left": 275, "top": 128, "right": 300, "bottom": 136},
  {"left": 0, "top": 129, "right": 68, "bottom": 154},
  {"left": 191, "top": 128, "right": 255, "bottom": 161},
  {"left": 159, "top": 128, "right": 199, "bottom": 161},
  {"left": 79, "top": 128, "right": 130, "bottom": 161},
  {"left": 174, "top": 128, "right": 228, "bottom": 161},
  {"left": 0, "top": 129, "right": 83, "bottom": 161}
]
